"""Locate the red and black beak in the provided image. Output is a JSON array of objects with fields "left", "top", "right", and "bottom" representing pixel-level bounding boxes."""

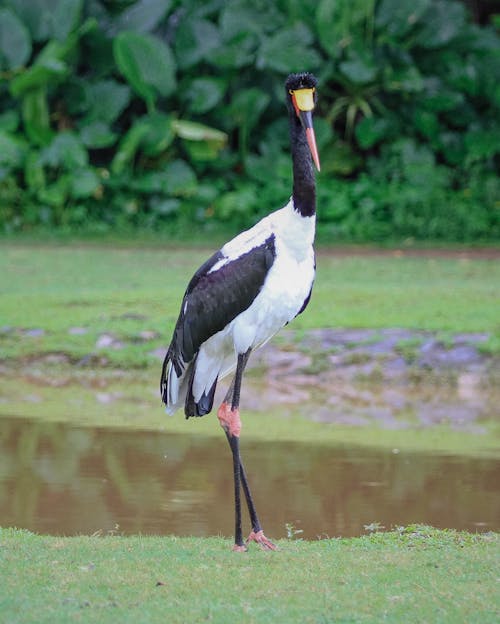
[{"left": 298, "top": 109, "right": 320, "bottom": 172}]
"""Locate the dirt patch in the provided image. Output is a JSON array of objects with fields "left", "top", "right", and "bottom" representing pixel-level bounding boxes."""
[{"left": 243, "top": 328, "right": 499, "bottom": 432}]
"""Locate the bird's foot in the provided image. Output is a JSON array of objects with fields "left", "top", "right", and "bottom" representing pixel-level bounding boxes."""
[
  {"left": 246, "top": 530, "right": 277, "bottom": 551},
  {"left": 217, "top": 402, "right": 241, "bottom": 438}
]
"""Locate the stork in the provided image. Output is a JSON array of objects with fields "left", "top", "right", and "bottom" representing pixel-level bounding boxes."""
[{"left": 160, "top": 72, "right": 320, "bottom": 551}]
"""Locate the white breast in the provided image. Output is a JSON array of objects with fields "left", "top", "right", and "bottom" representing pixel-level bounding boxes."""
[{"left": 191, "top": 199, "right": 315, "bottom": 403}]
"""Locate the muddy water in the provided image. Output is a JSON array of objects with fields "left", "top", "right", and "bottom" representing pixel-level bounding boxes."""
[{"left": 1, "top": 416, "right": 498, "bottom": 540}]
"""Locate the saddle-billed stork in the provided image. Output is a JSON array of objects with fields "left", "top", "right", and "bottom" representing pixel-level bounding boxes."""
[{"left": 161, "top": 72, "right": 320, "bottom": 551}]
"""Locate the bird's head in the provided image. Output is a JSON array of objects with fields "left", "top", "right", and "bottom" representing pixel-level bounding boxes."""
[{"left": 285, "top": 72, "right": 320, "bottom": 172}]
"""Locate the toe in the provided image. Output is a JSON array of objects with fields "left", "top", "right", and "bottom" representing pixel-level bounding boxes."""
[{"left": 246, "top": 530, "right": 278, "bottom": 551}]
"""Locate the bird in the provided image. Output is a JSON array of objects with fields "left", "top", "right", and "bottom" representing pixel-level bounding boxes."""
[{"left": 160, "top": 72, "right": 320, "bottom": 551}]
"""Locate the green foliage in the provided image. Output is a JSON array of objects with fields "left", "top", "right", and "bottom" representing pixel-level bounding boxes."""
[
  {"left": 113, "top": 31, "right": 176, "bottom": 107},
  {"left": 0, "top": 0, "right": 499, "bottom": 241}
]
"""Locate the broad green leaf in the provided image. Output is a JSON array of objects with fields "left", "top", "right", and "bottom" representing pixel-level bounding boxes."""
[
  {"left": 13, "top": 14, "right": 94, "bottom": 117},
  {"left": 0, "top": 8, "right": 32, "bottom": 70},
  {"left": 140, "top": 113, "right": 175, "bottom": 157},
  {"left": 113, "top": 31, "right": 176, "bottom": 106},
  {"left": 50, "top": 0, "right": 83, "bottom": 41},
  {"left": 182, "top": 140, "right": 225, "bottom": 163},
  {"left": 394, "top": 139, "right": 436, "bottom": 187},
  {"left": 312, "top": 117, "right": 335, "bottom": 150},
  {"left": 5, "top": 0, "right": 47, "bottom": 42},
  {"left": 245, "top": 149, "right": 290, "bottom": 185},
  {"left": 10, "top": 59, "right": 68, "bottom": 97},
  {"left": 464, "top": 129, "right": 500, "bottom": 163},
  {"left": 111, "top": 0, "right": 172, "bottom": 35},
  {"left": 415, "top": 1, "right": 465, "bottom": 48},
  {"left": 174, "top": 18, "right": 221, "bottom": 70},
  {"left": 446, "top": 59, "right": 478, "bottom": 97},
  {"left": 10, "top": 17, "right": 95, "bottom": 97},
  {"left": 183, "top": 78, "right": 225, "bottom": 114},
  {"left": 214, "top": 187, "right": 257, "bottom": 220},
  {"left": 162, "top": 160, "right": 197, "bottom": 196},
  {"left": 85, "top": 80, "right": 131, "bottom": 124},
  {"left": 63, "top": 78, "right": 90, "bottom": 115},
  {"left": 422, "top": 79, "right": 464, "bottom": 112},
  {"left": 41, "top": 132, "right": 88, "bottom": 169},
  {"left": 339, "top": 51, "right": 377, "bottom": 84},
  {"left": 80, "top": 28, "right": 114, "bottom": 76},
  {"left": 110, "top": 113, "right": 175, "bottom": 173},
  {"left": 149, "top": 198, "right": 180, "bottom": 216},
  {"left": 355, "top": 117, "right": 390, "bottom": 149},
  {"left": 0, "top": 111, "right": 20, "bottom": 133},
  {"left": 316, "top": 0, "right": 342, "bottom": 57},
  {"left": 111, "top": 121, "right": 150, "bottom": 175},
  {"left": 257, "top": 24, "right": 321, "bottom": 73},
  {"left": 24, "top": 150, "right": 46, "bottom": 192},
  {"left": 208, "top": 32, "right": 256, "bottom": 69},
  {"left": 319, "top": 140, "right": 362, "bottom": 176},
  {"left": 227, "top": 88, "right": 270, "bottom": 132},
  {"left": 375, "top": 0, "right": 431, "bottom": 37},
  {"left": 0, "top": 131, "right": 28, "bottom": 168},
  {"left": 9, "top": 0, "right": 83, "bottom": 42},
  {"left": 172, "top": 120, "right": 227, "bottom": 144},
  {"left": 36, "top": 17, "right": 96, "bottom": 64},
  {"left": 129, "top": 171, "right": 165, "bottom": 194},
  {"left": 412, "top": 111, "right": 439, "bottom": 140},
  {"left": 37, "top": 176, "right": 69, "bottom": 207},
  {"left": 70, "top": 168, "right": 100, "bottom": 198},
  {"left": 438, "top": 132, "right": 464, "bottom": 166},
  {"left": 129, "top": 160, "right": 197, "bottom": 196},
  {"left": 384, "top": 66, "right": 424, "bottom": 93},
  {"left": 317, "top": 0, "right": 373, "bottom": 58},
  {"left": 21, "top": 87, "right": 53, "bottom": 145},
  {"left": 79, "top": 121, "right": 118, "bottom": 149},
  {"left": 219, "top": 2, "right": 281, "bottom": 39}
]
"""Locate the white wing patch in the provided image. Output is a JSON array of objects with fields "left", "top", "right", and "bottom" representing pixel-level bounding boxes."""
[{"left": 208, "top": 210, "right": 278, "bottom": 274}]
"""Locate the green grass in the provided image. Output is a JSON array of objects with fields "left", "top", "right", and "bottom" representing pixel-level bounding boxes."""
[
  {"left": 1, "top": 242, "right": 499, "bottom": 366},
  {"left": 1, "top": 526, "right": 498, "bottom": 624}
]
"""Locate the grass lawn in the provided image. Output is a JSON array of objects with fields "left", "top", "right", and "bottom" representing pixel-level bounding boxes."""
[
  {"left": 1, "top": 242, "right": 499, "bottom": 366},
  {"left": 1, "top": 526, "right": 498, "bottom": 624}
]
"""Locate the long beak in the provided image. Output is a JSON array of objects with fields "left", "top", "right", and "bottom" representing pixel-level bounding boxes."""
[{"left": 299, "top": 110, "right": 321, "bottom": 172}]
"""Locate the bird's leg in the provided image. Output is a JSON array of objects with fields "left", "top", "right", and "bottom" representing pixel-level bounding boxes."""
[
  {"left": 239, "top": 461, "right": 277, "bottom": 551},
  {"left": 227, "top": 433, "right": 245, "bottom": 550},
  {"left": 217, "top": 349, "right": 276, "bottom": 552},
  {"left": 218, "top": 351, "right": 249, "bottom": 551}
]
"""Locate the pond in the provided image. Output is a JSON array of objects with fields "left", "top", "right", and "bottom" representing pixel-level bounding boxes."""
[{"left": 1, "top": 416, "right": 498, "bottom": 540}]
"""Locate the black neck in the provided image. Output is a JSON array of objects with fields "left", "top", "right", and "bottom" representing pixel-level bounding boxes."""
[{"left": 289, "top": 117, "right": 316, "bottom": 217}]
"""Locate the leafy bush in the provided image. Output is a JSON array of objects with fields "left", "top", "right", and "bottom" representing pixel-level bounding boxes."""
[{"left": 0, "top": 0, "right": 499, "bottom": 241}]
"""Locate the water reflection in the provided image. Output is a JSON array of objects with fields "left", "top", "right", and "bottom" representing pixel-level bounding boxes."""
[{"left": 0, "top": 417, "right": 498, "bottom": 539}]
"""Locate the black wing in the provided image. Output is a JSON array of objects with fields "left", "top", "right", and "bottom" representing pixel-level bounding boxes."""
[{"left": 164, "top": 234, "right": 276, "bottom": 379}]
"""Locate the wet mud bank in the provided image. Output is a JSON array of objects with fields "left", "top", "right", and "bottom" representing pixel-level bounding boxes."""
[
  {"left": 1, "top": 328, "right": 498, "bottom": 435},
  {"left": 244, "top": 328, "right": 499, "bottom": 432}
]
